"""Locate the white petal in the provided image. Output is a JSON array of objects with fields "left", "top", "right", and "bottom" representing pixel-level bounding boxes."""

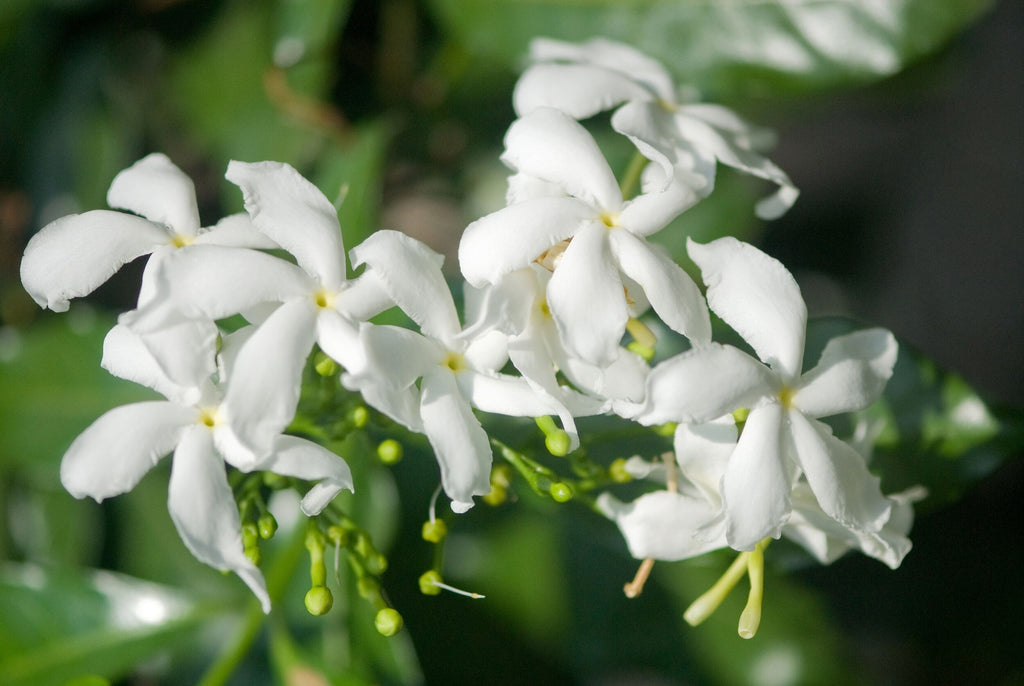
[
  {"left": 21, "top": 210, "right": 169, "bottom": 311},
  {"left": 102, "top": 323, "right": 214, "bottom": 403},
  {"left": 460, "top": 270, "right": 538, "bottom": 339},
  {"left": 502, "top": 108, "right": 621, "bottom": 212},
  {"left": 786, "top": 410, "right": 892, "bottom": 534},
  {"left": 420, "top": 368, "right": 493, "bottom": 513},
  {"left": 562, "top": 344, "right": 649, "bottom": 402},
  {"left": 344, "top": 378, "right": 423, "bottom": 432},
  {"left": 352, "top": 324, "right": 442, "bottom": 390},
  {"left": 457, "top": 370, "right": 559, "bottom": 417},
  {"left": 795, "top": 328, "right": 898, "bottom": 418},
  {"left": 721, "top": 403, "right": 793, "bottom": 550},
  {"left": 688, "top": 237, "right": 807, "bottom": 381},
  {"left": 332, "top": 269, "right": 394, "bottom": 322},
  {"left": 259, "top": 435, "right": 354, "bottom": 515},
  {"left": 226, "top": 161, "right": 346, "bottom": 290},
  {"left": 674, "top": 417, "right": 738, "bottom": 507},
  {"left": 315, "top": 308, "right": 364, "bottom": 372},
  {"left": 458, "top": 197, "right": 593, "bottom": 287},
  {"left": 617, "top": 173, "right": 702, "bottom": 236},
  {"left": 463, "top": 329, "right": 509, "bottom": 372},
  {"left": 513, "top": 63, "right": 650, "bottom": 118},
  {"left": 193, "top": 212, "right": 278, "bottom": 249},
  {"left": 507, "top": 337, "right": 587, "bottom": 449},
  {"left": 597, "top": 491, "right": 726, "bottom": 561},
  {"left": 107, "top": 153, "right": 200, "bottom": 237},
  {"left": 609, "top": 229, "right": 711, "bottom": 345},
  {"left": 221, "top": 299, "right": 318, "bottom": 465},
  {"left": 169, "top": 425, "right": 270, "bottom": 613},
  {"left": 633, "top": 343, "right": 776, "bottom": 425},
  {"left": 60, "top": 402, "right": 195, "bottom": 501},
  {"left": 528, "top": 37, "right": 674, "bottom": 101},
  {"left": 546, "top": 222, "right": 627, "bottom": 366},
  {"left": 350, "top": 230, "right": 461, "bottom": 345}
]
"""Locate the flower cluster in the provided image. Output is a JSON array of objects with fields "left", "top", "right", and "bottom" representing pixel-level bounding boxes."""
[{"left": 20, "top": 37, "right": 918, "bottom": 636}]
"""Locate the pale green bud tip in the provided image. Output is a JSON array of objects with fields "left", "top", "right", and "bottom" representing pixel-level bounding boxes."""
[
  {"left": 377, "top": 439, "right": 403, "bottom": 464},
  {"left": 365, "top": 553, "right": 388, "bottom": 576},
  {"left": 654, "top": 422, "right": 677, "bottom": 437},
  {"left": 350, "top": 406, "right": 369, "bottom": 428},
  {"left": 732, "top": 407, "right": 750, "bottom": 424},
  {"left": 242, "top": 522, "right": 259, "bottom": 547},
  {"left": 626, "top": 341, "right": 655, "bottom": 362},
  {"left": 419, "top": 570, "right": 443, "bottom": 596},
  {"left": 357, "top": 576, "right": 381, "bottom": 599},
  {"left": 549, "top": 482, "right": 573, "bottom": 503},
  {"left": 314, "top": 353, "right": 338, "bottom": 377},
  {"left": 421, "top": 519, "right": 447, "bottom": 543},
  {"left": 257, "top": 513, "right": 278, "bottom": 539},
  {"left": 545, "top": 431, "right": 571, "bottom": 457},
  {"left": 244, "top": 546, "right": 261, "bottom": 566},
  {"left": 609, "top": 458, "right": 632, "bottom": 483},
  {"left": 375, "top": 608, "right": 403, "bottom": 636},
  {"left": 738, "top": 604, "right": 761, "bottom": 639},
  {"left": 305, "top": 587, "right": 334, "bottom": 615}
]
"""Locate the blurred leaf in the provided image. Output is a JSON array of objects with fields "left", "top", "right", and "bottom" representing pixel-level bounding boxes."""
[
  {"left": 427, "top": 0, "right": 994, "bottom": 96},
  {"left": 0, "top": 563, "right": 211, "bottom": 686}
]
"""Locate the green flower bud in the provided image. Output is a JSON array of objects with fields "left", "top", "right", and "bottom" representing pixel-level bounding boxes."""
[
  {"left": 364, "top": 553, "right": 388, "bottom": 576},
  {"left": 242, "top": 522, "right": 259, "bottom": 548},
  {"left": 305, "top": 586, "right": 334, "bottom": 615},
  {"left": 482, "top": 484, "right": 507, "bottom": 506},
  {"left": 350, "top": 406, "right": 369, "bottom": 429},
  {"left": 257, "top": 513, "right": 278, "bottom": 539},
  {"left": 357, "top": 576, "right": 381, "bottom": 600},
  {"left": 654, "top": 422, "right": 677, "bottom": 437},
  {"left": 314, "top": 353, "right": 338, "bottom": 377},
  {"left": 374, "top": 608, "right": 404, "bottom": 636},
  {"left": 545, "top": 430, "right": 571, "bottom": 457},
  {"left": 549, "top": 482, "right": 574, "bottom": 503},
  {"left": 244, "top": 546, "right": 261, "bottom": 566},
  {"left": 421, "top": 519, "right": 447, "bottom": 543},
  {"left": 377, "top": 439, "right": 403, "bottom": 464},
  {"left": 326, "top": 524, "right": 349, "bottom": 547},
  {"left": 609, "top": 458, "right": 632, "bottom": 483},
  {"left": 419, "top": 570, "right": 443, "bottom": 596},
  {"left": 626, "top": 341, "right": 655, "bottom": 361}
]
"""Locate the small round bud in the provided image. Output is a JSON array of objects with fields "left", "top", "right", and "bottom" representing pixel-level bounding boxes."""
[
  {"left": 545, "top": 430, "right": 571, "bottom": 457},
  {"left": 364, "top": 553, "right": 388, "bottom": 576},
  {"left": 350, "top": 406, "right": 369, "bottom": 429},
  {"left": 357, "top": 576, "right": 381, "bottom": 599},
  {"left": 549, "top": 482, "right": 573, "bottom": 503},
  {"left": 419, "top": 570, "right": 443, "bottom": 596},
  {"left": 257, "top": 513, "right": 278, "bottom": 540},
  {"left": 314, "top": 353, "right": 338, "bottom": 377},
  {"left": 654, "top": 422, "right": 677, "bottom": 437},
  {"left": 244, "top": 546, "right": 261, "bottom": 566},
  {"left": 609, "top": 458, "right": 632, "bottom": 483},
  {"left": 421, "top": 519, "right": 447, "bottom": 543},
  {"left": 732, "top": 407, "right": 750, "bottom": 424},
  {"left": 377, "top": 439, "right": 403, "bottom": 464},
  {"left": 326, "top": 525, "right": 349, "bottom": 547},
  {"left": 374, "top": 608, "right": 403, "bottom": 636},
  {"left": 242, "top": 522, "right": 259, "bottom": 548},
  {"left": 482, "top": 484, "right": 507, "bottom": 506},
  {"left": 305, "top": 586, "right": 334, "bottom": 615}
]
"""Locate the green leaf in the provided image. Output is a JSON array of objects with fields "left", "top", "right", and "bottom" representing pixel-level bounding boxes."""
[
  {"left": 0, "top": 563, "right": 213, "bottom": 686},
  {"left": 427, "top": 0, "right": 994, "bottom": 96}
]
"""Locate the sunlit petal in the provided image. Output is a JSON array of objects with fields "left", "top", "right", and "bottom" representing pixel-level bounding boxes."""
[
  {"left": 106, "top": 153, "right": 200, "bottom": 237},
  {"left": 795, "top": 328, "right": 898, "bottom": 418}
]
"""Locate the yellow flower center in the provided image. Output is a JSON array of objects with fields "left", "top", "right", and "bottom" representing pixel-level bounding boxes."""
[
  {"left": 444, "top": 351, "right": 466, "bottom": 372},
  {"left": 779, "top": 386, "right": 796, "bottom": 409},
  {"left": 599, "top": 211, "right": 620, "bottom": 228},
  {"left": 312, "top": 288, "right": 337, "bottom": 309},
  {"left": 197, "top": 406, "right": 221, "bottom": 428},
  {"left": 170, "top": 234, "right": 195, "bottom": 248}
]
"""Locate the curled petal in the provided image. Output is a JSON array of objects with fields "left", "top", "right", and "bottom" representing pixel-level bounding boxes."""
[
  {"left": 597, "top": 491, "right": 726, "bottom": 561},
  {"left": 226, "top": 161, "right": 346, "bottom": 290},
  {"left": 721, "top": 403, "right": 793, "bottom": 550},
  {"left": 102, "top": 323, "right": 215, "bottom": 404},
  {"left": 193, "top": 212, "right": 278, "bottom": 249},
  {"left": 673, "top": 417, "right": 738, "bottom": 507},
  {"left": 420, "top": 368, "right": 492, "bottom": 513},
  {"left": 513, "top": 63, "right": 650, "bottom": 118},
  {"left": 609, "top": 229, "right": 710, "bottom": 345},
  {"left": 547, "top": 222, "right": 627, "bottom": 366},
  {"left": 786, "top": 410, "right": 892, "bottom": 534},
  {"left": 169, "top": 426, "right": 270, "bottom": 612},
  {"left": 107, "top": 153, "right": 200, "bottom": 237},
  {"left": 528, "top": 37, "right": 674, "bottom": 101},
  {"left": 21, "top": 210, "right": 169, "bottom": 311},
  {"left": 259, "top": 435, "right": 354, "bottom": 516},
  {"left": 459, "top": 197, "right": 593, "bottom": 287},
  {"left": 61, "top": 402, "right": 195, "bottom": 501},
  {"left": 688, "top": 237, "right": 807, "bottom": 382},
  {"left": 502, "top": 108, "right": 621, "bottom": 212},
  {"left": 795, "top": 328, "right": 898, "bottom": 418}
]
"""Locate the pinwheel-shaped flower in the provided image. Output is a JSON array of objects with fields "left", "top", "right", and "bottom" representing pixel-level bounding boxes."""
[
  {"left": 514, "top": 37, "right": 798, "bottom": 219},
  {"left": 61, "top": 324, "right": 354, "bottom": 612},
  {"left": 629, "top": 237, "right": 897, "bottom": 551},
  {"left": 21, "top": 153, "right": 274, "bottom": 312},
  {"left": 459, "top": 107, "right": 710, "bottom": 366}
]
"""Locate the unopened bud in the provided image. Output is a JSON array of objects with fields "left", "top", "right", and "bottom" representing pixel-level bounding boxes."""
[
  {"left": 257, "top": 513, "right": 278, "bottom": 539},
  {"left": 314, "top": 353, "right": 338, "bottom": 377},
  {"left": 305, "top": 586, "right": 334, "bottom": 615},
  {"left": 377, "top": 439, "right": 403, "bottom": 464},
  {"left": 419, "top": 570, "right": 443, "bottom": 596},
  {"left": 549, "top": 482, "right": 573, "bottom": 503},
  {"left": 374, "top": 608, "right": 403, "bottom": 636},
  {"left": 421, "top": 519, "right": 447, "bottom": 543}
]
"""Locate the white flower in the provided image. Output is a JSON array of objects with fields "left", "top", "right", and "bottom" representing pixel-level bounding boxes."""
[
  {"left": 514, "top": 37, "right": 798, "bottom": 220},
  {"left": 459, "top": 107, "right": 710, "bottom": 366},
  {"left": 628, "top": 237, "right": 898, "bottom": 550},
  {"left": 61, "top": 324, "right": 354, "bottom": 612},
  {"left": 20, "top": 153, "right": 274, "bottom": 312},
  {"left": 345, "top": 230, "right": 589, "bottom": 513}
]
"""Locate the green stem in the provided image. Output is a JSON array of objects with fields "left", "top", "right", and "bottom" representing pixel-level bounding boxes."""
[
  {"left": 196, "top": 522, "right": 309, "bottom": 686},
  {"left": 619, "top": 150, "right": 649, "bottom": 200}
]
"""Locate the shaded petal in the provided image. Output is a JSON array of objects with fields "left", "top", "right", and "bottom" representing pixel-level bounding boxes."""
[
  {"left": 597, "top": 491, "right": 726, "bottom": 561},
  {"left": 463, "top": 329, "right": 508, "bottom": 372},
  {"left": 528, "top": 37, "right": 674, "bottom": 101},
  {"left": 502, "top": 108, "right": 621, "bottom": 211},
  {"left": 344, "top": 377, "right": 423, "bottom": 432},
  {"left": 460, "top": 270, "right": 538, "bottom": 339},
  {"left": 169, "top": 425, "right": 270, "bottom": 612},
  {"left": 631, "top": 343, "right": 776, "bottom": 425},
  {"left": 107, "top": 153, "right": 200, "bottom": 237},
  {"left": 674, "top": 417, "right": 738, "bottom": 507},
  {"left": 457, "top": 370, "right": 560, "bottom": 417},
  {"left": 688, "top": 237, "right": 807, "bottom": 381},
  {"left": 350, "top": 230, "right": 461, "bottom": 345},
  {"left": 420, "top": 368, "right": 492, "bottom": 513},
  {"left": 61, "top": 402, "right": 194, "bottom": 501},
  {"left": 721, "top": 403, "right": 793, "bottom": 550},
  {"left": 617, "top": 173, "right": 703, "bottom": 236},
  {"left": 221, "top": 299, "right": 318, "bottom": 465},
  {"left": 332, "top": 270, "right": 394, "bottom": 322},
  {"left": 352, "top": 324, "right": 441, "bottom": 390},
  {"left": 226, "top": 161, "right": 346, "bottom": 290},
  {"left": 786, "top": 410, "right": 891, "bottom": 534},
  {"left": 315, "top": 308, "right": 364, "bottom": 372},
  {"left": 795, "top": 329, "right": 898, "bottom": 418},
  {"left": 102, "top": 323, "right": 215, "bottom": 403},
  {"left": 193, "top": 212, "right": 278, "bottom": 249},
  {"left": 609, "top": 229, "right": 711, "bottom": 345},
  {"left": 21, "top": 210, "right": 169, "bottom": 311},
  {"left": 259, "top": 435, "right": 354, "bottom": 515},
  {"left": 508, "top": 335, "right": 585, "bottom": 449},
  {"left": 513, "top": 63, "right": 650, "bottom": 118},
  {"left": 561, "top": 344, "right": 649, "bottom": 402},
  {"left": 459, "top": 197, "right": 593, "bottom": 287},
  {"left": 547, "top": 222, "right": 627, "bottom": 366}
]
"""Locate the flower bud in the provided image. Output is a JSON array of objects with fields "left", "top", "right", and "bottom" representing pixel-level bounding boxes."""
[
  {"left": 421, "top": 519, "right": 447, "bottom": 543},
  {"left": 549, "top": 482, "right": 573, "bottom": 503},
  {"left": 257, "top": 513, "right": 278, "bottom": 539},
  {"left": 305, "top": 586, "right": 334, "bottom": 615},
  {"left": 377, "top": 439, "right": 403, "bottom": 464},
  {"left": 374, "top": 608, "right": 403, "bottom": 636},
  {"left": 419, "top": 570, "right": 443, "bottom": 596},
  {"left": 314, "top": 352, "right": 338, "bottom": 377},
  {"left": 357, "top": 576, "right": 381, "bottom": 600}
]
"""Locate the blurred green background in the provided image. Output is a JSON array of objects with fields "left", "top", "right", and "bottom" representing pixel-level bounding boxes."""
[{"left": 0, "top": 1, "right": 1021, "bottom": 684}]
